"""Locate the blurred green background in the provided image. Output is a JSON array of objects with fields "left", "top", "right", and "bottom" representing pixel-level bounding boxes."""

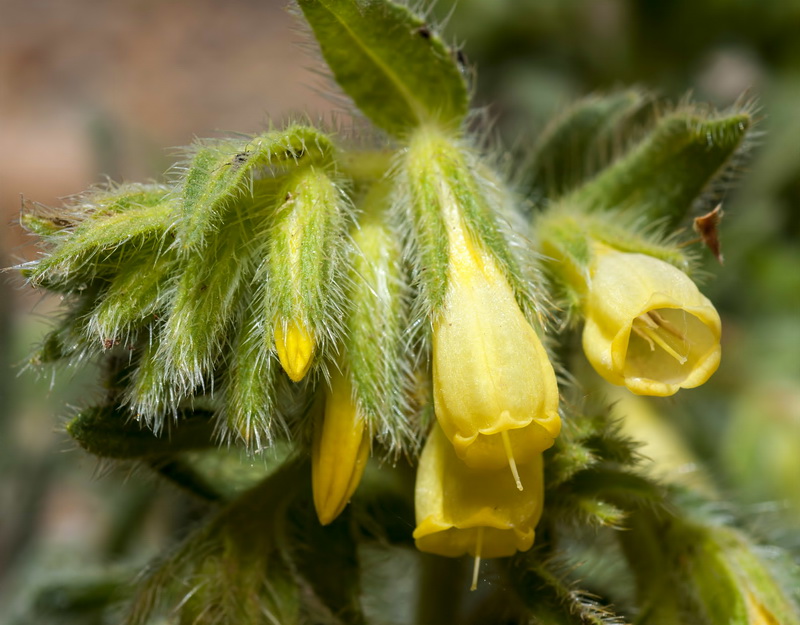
[{"left": 1, "top": 0, "right": 798, "bottom": 621}]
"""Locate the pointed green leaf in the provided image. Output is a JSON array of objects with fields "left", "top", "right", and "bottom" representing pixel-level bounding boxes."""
[
  {"left": 30, "top": 569, "right": 132, "bottom": 619},
  {"left": 570, "top": 110, "right": 751, "bottom": 227},
  {"left": 530, "top": 89, "right": 649, "bottom": 198},
  {"left": 124, "top": 461, "right": 305, "bottom": 625},
  {"left": 67, "top": 405, "right": 216, "bottom": 458},
  {"left": 297, "top": 0, "right": 468, "bottom": 137}
]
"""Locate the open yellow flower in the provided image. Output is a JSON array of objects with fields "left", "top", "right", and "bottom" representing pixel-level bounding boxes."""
[
  {"left": 582, "top": 245, "right": 721, "bottom": 396},
  {"left": 413, "top": 425, "right": 544, "bottom": 589},
  {"left": 432, "top": 214, "right": 560, "bottom": 487},
  {"left": 312, "top": 369, "right": 370, "bottom": 525}
]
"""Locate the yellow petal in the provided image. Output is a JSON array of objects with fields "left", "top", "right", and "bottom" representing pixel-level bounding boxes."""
[
  {"left": 312, "top": 369, "right": 370, "bottom": 525},
  {"left": 432, "top": 214, "right": 560, "bottom": 471},
  {"left": 582, "top": 245, "right": 721, "bottom": 396},
  {"left": 274, "top": 318, "right": 315, "bottom": 382},
  {"left": 413, "top": 424, "right": 544, "bottom": 559}
]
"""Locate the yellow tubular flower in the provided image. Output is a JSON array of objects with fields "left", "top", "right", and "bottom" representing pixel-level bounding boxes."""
[
  {"left": 274, "top": 318, "right": 315, "bottom": 382},
  {"left": 432, "top": 214, "right": 560, "bottom": 485},
  {"left": 413, "top": 425, "right": 544, "bottom": 589},
  {"left": 312, "top": 369, "right": 370, "bottom": 525},
  {"left": 582, "top": 245, "right": 722, "bottom": 396}
]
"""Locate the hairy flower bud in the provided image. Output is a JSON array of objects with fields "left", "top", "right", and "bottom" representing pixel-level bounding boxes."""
[
  {"left": 274, "top": 318, "right": 315, "bottom": 383},
  {"left": 582, "top": 245, "right": 721, "bottom": 396},
  {"left": 414, "top": 425, "right": 544, "bottom": 588},
  {"left": 312, "top": 369, "right": 370, "bottom": 525}
]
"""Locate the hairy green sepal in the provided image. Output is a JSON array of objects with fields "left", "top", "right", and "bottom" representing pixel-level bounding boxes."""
[
  {"left": 176, "top": 126, "right": 334, "bottom": 252},
  {"left": 345, "top": 182, "right": 412, "bottom": 452},
  {"left": 269, "top": 166, "right": 349, "bottom": 349}
]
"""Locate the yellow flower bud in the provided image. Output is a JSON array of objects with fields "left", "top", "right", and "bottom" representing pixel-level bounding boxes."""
[
  {"left": 432, "top": 216, "right": 560, "bottom": 484},
  {"left": 582, "top": 245, "right": 721, "bottom": 396},
  {"left": 274, "top": 318, "right": 315, "bottom": 382},
  {"left": 312, "top": 369, "right": 370, "bottom": 525},
  {"left": 413, "top": 425, "right": 544, "bottom": 588}
]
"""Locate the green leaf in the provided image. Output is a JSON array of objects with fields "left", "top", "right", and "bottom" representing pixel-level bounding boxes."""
[
  {"left": 268, "top": 166, "right": 350, "bottom": 348},
  {"left": 30, "top": 568, "right": 132, "bottom": 619},
  {"left": 67, "top": 405, "right": 216, "bottom": 458},
  {"left": 529, "top": 89, "right": 650, "bottom": 199},
  {"left": 124, "top": 460, "right": 305, "bottom": 625},
  {"left": 569, "top": 109, "right": 751, "bottom": 228},
  {"left": 297, "top": 0, "right": 469, "bottom": 137}
]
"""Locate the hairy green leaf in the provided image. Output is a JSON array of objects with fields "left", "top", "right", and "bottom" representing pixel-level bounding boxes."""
[
  {"left": 297, "top": 0, "right": 468, "bottom": 137},
  {"left": 570, "top": 110, "right": 751, "bottom": 227},
  {"left": 529, "top": 89, "right": 650, "bottom": 198}
]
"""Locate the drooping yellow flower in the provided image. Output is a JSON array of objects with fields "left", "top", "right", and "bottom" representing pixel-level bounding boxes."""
[
  {"left": 432, "top": 212, "right": 560, "bottom": 485},
  {"left": 413, "top": 425, "right": 544, "bottom": 589},
  {"left": 274, "top": 318, "right": 315, "bottom": 382},
  {"left": 312, "top": 369, "right": 370, "bottom": 525},
  {"left": 582, "top": 245, "right": 721, "bottom": 396}
]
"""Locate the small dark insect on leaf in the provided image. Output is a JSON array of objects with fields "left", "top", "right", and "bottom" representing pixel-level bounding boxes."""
[
  {"left": 415, "top": 26, "right": 431, "bottom": 40},
  {"left": 693, "top": 203, "right": 724, "bottom": 264},
  {"left": 455, "top": 49, "right": 468, "bottom": 68}
]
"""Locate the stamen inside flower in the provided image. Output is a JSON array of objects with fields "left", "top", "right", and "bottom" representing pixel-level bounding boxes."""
[
  {"left": 471, "top": 526, "right": 484, "bottom": 592},
  {"left": 625, "top": 308, "right": 717, "bottom": 386},
  {"left": 501, "top": 426, "right": 523, "bottom": 491},
  {"left": 632, "top": 312, "right": 687, "bottom": 365}
]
